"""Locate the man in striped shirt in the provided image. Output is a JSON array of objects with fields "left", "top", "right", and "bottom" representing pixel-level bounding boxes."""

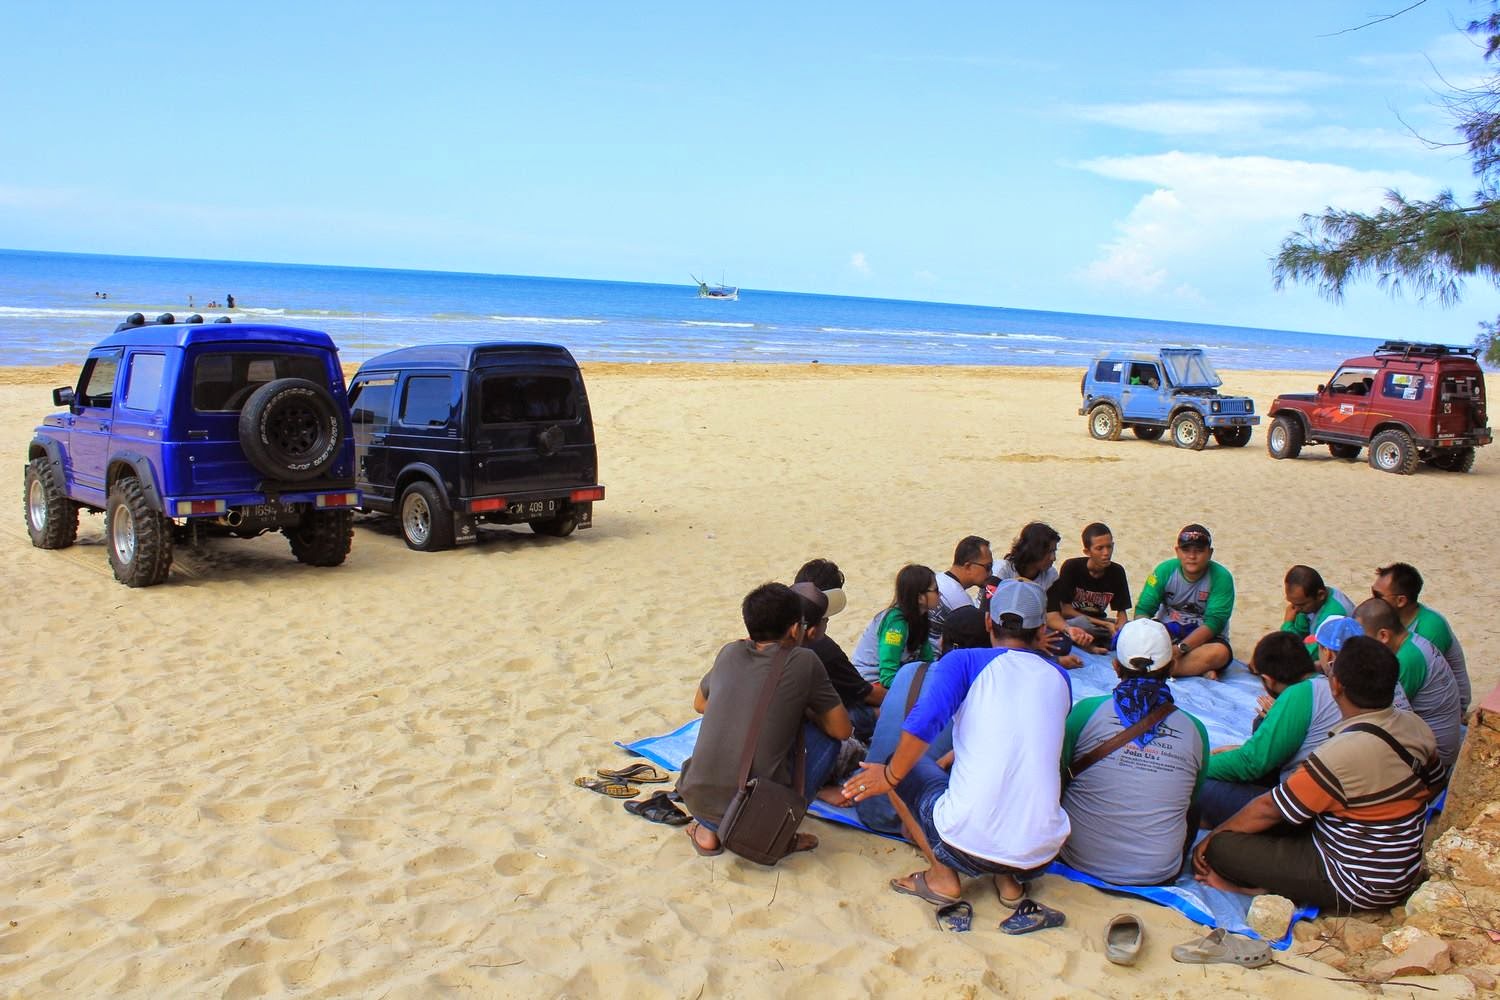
[{"left": 1193, "top": 636, "right": 1443, "bottom": 912}]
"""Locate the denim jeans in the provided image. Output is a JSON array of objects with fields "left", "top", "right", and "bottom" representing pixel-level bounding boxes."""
[{"left": 894, "top": 757, "right": 1050, "bottom": 879}]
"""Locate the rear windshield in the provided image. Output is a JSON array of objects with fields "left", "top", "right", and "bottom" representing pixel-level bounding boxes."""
[
  {"left": 193, "top": 352, "right": 328, "bottom": 411},
  {"left": 479, "top": 374, "right": 578, "bottom": 424},
  {"left": 1441, "top": 373, "right": 1484, "bottom": 401}
]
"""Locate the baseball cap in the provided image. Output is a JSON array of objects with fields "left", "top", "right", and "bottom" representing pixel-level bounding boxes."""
[
  {"left": 1177, "top": 524, "right": 1212, "bottom": 549},
  {"left": 789, "top": 582, "right": 829, "bottom": 625},
  {"left": 1115, "top": 619, "right": 1174, "bottom": 673},
  {"left": 942, "top": 605, "right": 990, "bottom": 651},
  {"left": 1314, "top": 614, "right": 1364, "bottom": 652},
  {"left": 822, "top": 587, "right": 847, "bottom": 617},
  {"left": 989, "top": 579, "right": 1046, "bottom": 629}
]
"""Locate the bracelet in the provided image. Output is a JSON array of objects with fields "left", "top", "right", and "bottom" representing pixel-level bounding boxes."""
[{"left": 884, "top": 764, "right": 903, "bottom": 786}]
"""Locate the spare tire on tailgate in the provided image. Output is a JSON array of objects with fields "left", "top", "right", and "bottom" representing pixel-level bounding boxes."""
[{"left": 238, "top": 378, "right": 344, "bottom": 481}]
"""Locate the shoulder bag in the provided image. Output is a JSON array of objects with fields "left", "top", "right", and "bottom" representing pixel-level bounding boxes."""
[{"left": 717, "top": 645, "right": 808, "bottom": 865}]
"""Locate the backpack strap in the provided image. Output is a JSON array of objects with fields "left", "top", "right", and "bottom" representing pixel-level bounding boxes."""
[
  {"left": 734, "top": 644, "right": 793, "bottom": 791},
  {"left": 903, "top": 662, "right": 931, "bottom": 718},
  {"left": 1342, "top": 721, "right": 1419, "bottom": 770},
  {"left": 1068, "top": 700, "right": 1175, "bottom": 781}
]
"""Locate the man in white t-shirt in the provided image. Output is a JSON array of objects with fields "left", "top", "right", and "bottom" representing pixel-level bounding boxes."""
[
  {"left": 931, "top": 535, "right": 992, "bottom": 651},
  {"left": 842, "top": 580, "right": 1072, "bottom": 911}
]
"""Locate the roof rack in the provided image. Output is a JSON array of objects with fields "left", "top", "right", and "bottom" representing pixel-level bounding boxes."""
[
  {"left": 113, "top": 311, "right": 230, "bottom": 333},
  {"left": 1373, "top": 340, "right": 1477, "bottom": 359}
]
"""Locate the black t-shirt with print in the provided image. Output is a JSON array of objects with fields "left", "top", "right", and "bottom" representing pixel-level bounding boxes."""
[{"left": 1050, "top": 557, "right": 1132, "bottom": 620}]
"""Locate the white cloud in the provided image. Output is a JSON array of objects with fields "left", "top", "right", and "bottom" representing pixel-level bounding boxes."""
[
  {"left": 1165, "top": 67, "right": 1341, "bottom": 96},
  {"left": 1071, "top": 99, "right": 1308, "bottom": 137},
  {"left": 849, "top": 251, "right": 871, "bottom": 276},
  {"left": 1077, "top": 152, "right": 1434, "bottom": 297}
]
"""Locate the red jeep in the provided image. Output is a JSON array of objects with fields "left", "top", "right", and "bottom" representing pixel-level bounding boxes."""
[{"left": 1265, "top": 341, "right": 1490, "bottom": 475}]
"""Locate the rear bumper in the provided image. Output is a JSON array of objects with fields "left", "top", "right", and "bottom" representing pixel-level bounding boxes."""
[
  {"left": 1416, "top": 430, "right": 1491, "bottom": 448},
  {"left": 162, "top": 487, "right": 361, "bottom": 518}
]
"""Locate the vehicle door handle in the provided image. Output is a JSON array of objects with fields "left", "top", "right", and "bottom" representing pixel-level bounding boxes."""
[
  {"left": 370, "top": 434, "right": 386, "bottom": 444},
  {"left": 99, "top": 422, "right": 110, "bottom": 432}
]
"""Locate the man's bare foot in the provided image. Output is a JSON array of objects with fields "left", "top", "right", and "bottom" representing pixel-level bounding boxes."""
[
  {"left": 993, "top": 874, "right": 1026, "bottom": 907},
  {"left": 1198, "top": 869, "right": 1260, "bottom": 895},
  {"left": 686, "top": 819, "right": 723, "bottom": 857},
  {"left": 816, "top": 786, "right": 854, "bottom": 807}
]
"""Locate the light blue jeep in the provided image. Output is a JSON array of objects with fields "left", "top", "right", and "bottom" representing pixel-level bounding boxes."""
[{"left": 1078, "top": 348, "right": 1259, "bottom": 450}]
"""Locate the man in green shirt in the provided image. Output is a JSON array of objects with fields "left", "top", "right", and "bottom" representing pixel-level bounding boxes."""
[
  {"left": 1354, "top": 597, "right": 1462, "bottom": 772},
  {"left": 1199, "top": 630, "right": 1345, "bottom": 826},
  {"left": 1372, "top": 562, "right": 1472, "bottom": 713},
  {"left": 1134, "top": 524, "right": 1235, "bottom": 678},
  {"left": 1279, "top": 565, "right": 1354, "bottom": 659}
]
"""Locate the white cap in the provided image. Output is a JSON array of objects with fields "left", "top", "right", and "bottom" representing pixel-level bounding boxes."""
[{"left": 1115, "top": 619, "right": 1174, "bottom": 673}]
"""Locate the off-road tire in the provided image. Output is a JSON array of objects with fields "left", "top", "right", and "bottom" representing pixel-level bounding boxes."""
[
  {"left": 1132, "top": 425, "right": 1165, "bottom": 441},
  {"left": 1171, "top": 411, "right": 1207, "bottom": 451},
  {"left": 1267, "top": 415, "right": 1304, "bottom": 460},
  {"left": 106, "top": 477, "right": 174, "bottom": 587},
  {"left": 400, "top": 481, "right": 454, "bottom": 551},
  {"left": 1328, "top": 442, "right": 1361, "bottom": 460},
  {"left": 1431, "top": 447, "right": 1477, "bottom": 473},
  {"left": 284, "top": 508, "right": 354, "bottom": 566},
  {"left": 1088, "top": 404, "right": 1122, "bottom": 441},
  {"left": 24, "top": 457, "right": 78, "bottom": 549},
  {"left": 1369, "top": 428, "right": 1419, "bottom": 475},
  {"left": 238, "top": 378, "right": 344, "bottom": 482},
  {"left": 529, "top": 512, "right": 578, "bottom": 538}
]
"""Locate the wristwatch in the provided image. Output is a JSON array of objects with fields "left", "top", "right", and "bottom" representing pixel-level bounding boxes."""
[{"left": 1177, "top": 641, "right": 1191, "bottom": 656}]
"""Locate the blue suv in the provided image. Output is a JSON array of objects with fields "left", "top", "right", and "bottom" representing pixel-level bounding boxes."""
[
  {"left": 24, "top": 313, "right": 360, "bottom": 587},
  {"left": 1079, "top": 348, "right": 1259, "bottom": 450}
]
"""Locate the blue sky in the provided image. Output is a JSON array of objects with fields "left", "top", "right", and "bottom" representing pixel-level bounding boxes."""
[{"left": 4, "top": 1, "right": 1500, "bottom": 342}]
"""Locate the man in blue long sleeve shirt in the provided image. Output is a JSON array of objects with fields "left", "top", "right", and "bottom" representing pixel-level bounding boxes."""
[{"left": 841, "top": 580, "right": 1072, "bottom": 909}]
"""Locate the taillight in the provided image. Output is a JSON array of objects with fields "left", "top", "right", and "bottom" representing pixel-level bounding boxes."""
[
  {"left": 470, "top": 497, "right": 507, "bottom": 513},
  {"left": 174, "top": 499, "right": 226, "bottom": 516},
  {"left": 315, "top": 492, "right": 359, "bottom": 508},
  {"left": 571, "top": 487, "right": 605, "bottom": 502}
]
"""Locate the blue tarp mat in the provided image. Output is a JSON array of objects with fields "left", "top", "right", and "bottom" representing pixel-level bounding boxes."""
[{"left": 617, "top": 648, "right": 1318, "bottom": 945}]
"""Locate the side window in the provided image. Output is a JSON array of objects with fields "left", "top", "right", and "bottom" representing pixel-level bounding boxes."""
[
  {"left": 1128, "top": 363, "right": 1160, "bottom": 388},
  {"left": 122, "top": 353, "right": 166, "bottom": 411},
  {"left": 77, "top": 350, "right": 123, "bottom": 408},
  {"left": 1094, "top": 361, "right": 1122, "bottom": 384},
  {"left": 350, "top": 377, "right": 396, "bottom": 425},
  {"left": 399, "top": 375, "right": 455, "bottom": 427},
  {"left": 1328, "top": 367, "right": 1376, "bottom": 395},
  {"left": 1383, "top": 372, "right": 1425, "bottom": 401},
  {"left": 479, "top": 374, "right": 578, "bottom": 424}
]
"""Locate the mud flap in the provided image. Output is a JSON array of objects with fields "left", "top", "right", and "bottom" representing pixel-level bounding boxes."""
[
  {"left": 575, "top": 502, "right": 593, "bottom": 529},
  {"left": 454, "top": 511, "right": 478, "bottom": 545}
]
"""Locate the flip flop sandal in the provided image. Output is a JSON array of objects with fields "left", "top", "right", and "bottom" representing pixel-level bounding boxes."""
[
  {"left": 1170, "top": 928, "right": 1271, "bottom": 968},
  {"left": 573, "top": 776, "right": 638, "bottom": 798},
  {"left": 889, "top": 871, "right": 961, "bottom": 906},
  {"left": 788, "top": 832, "right": 818, "bottom": 853},
  {"left": 936, "top": 901, "right": 973, "bottom": 933},
  {"left": 685, "top": 820, "right": 723, "bottom": 857},
  {"left": 993, "top": 876, "right": 1028, "bottom": 909},
  {"left": 624, "top": 791, "right": 690, "bottom": 826},
  {"left": 1000, "top": 899, "right": 1066, "bottom": 935},
  {"left": 597, "top": 763, "right": 671, "bottom": 783}
]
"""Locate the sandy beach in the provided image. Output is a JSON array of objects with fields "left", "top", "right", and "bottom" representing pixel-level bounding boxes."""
[{"left": 1, "top": 362, "right": 1491, "bottom": 998}]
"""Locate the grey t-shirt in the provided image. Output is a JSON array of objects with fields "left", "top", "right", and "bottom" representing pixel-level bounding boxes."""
[
  {"left": 678, "top": 640, "right": 841, "bottom": 824},
  {"left": 1059, "top": 698, "right": 1208, "bottom": 886}
]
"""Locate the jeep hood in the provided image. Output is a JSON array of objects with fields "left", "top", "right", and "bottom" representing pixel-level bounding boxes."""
[{"left": 1161, "top": 349, "right": 1223, "bottom": 388}]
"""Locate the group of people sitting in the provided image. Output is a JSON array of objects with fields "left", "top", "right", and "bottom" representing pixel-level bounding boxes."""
[{"left": 675, "top": 520, "right": 1471, "bottom": 919}]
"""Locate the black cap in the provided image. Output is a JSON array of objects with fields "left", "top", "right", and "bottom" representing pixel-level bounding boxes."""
[{"left": 1177, "top": 524, "right": 1212, "bottom": 549}]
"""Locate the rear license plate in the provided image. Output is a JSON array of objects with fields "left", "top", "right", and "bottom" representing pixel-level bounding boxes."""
[
  {"left": 525, "top": 499, "right": 556, "bottom": 516},
  {"left": 251, "top": 501, "right": 289, "bottom": 518}
]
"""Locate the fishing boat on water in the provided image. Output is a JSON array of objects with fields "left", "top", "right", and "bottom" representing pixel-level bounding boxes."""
[{"left": 691, "top": 274, "right": 739, "bottom": 300}]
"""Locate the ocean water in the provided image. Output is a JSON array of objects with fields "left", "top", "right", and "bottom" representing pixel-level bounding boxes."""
[{"left": 0, "top": 248, "right": 1381, "bottom": 371}]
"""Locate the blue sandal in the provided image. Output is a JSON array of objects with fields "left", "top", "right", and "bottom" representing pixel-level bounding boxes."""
[
  {"left": 1000, "top": 899, "right": 1066, "bottom": 935},
  {"left": 936, "top": 901, "right": 973, "bottom": 932}
]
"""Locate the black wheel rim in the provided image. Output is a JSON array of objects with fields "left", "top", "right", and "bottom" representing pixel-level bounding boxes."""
[{"left": 267, "top": 402, "right": 322, "bottom": 458}]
